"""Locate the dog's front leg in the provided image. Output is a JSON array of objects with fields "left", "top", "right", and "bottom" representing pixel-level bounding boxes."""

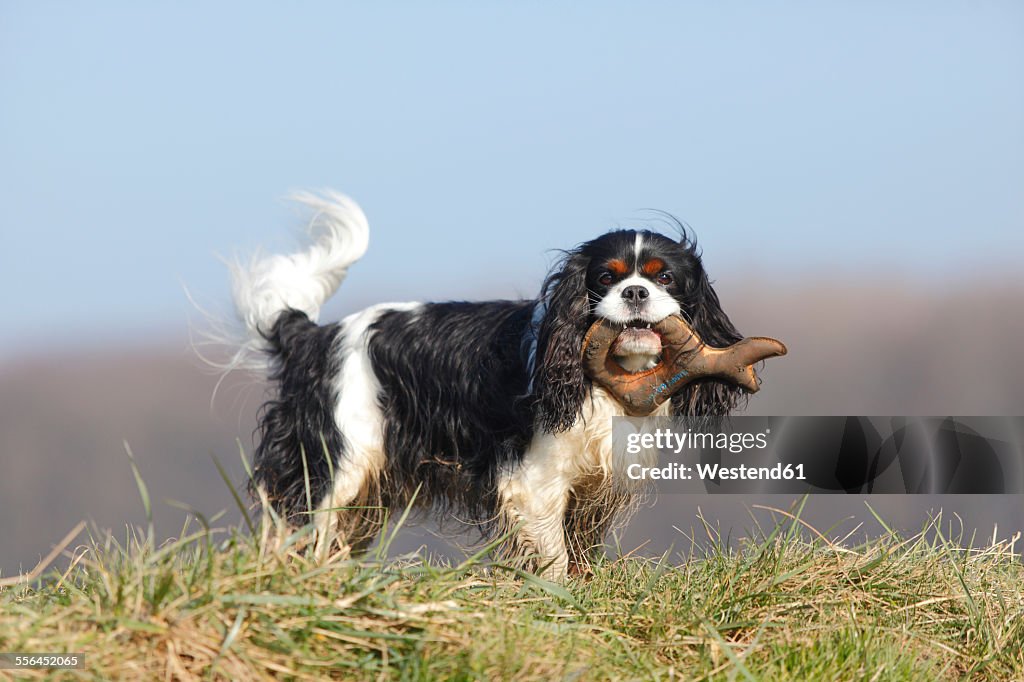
[{"left": 497, "top": 432, "right": 580, "bottom": 580}]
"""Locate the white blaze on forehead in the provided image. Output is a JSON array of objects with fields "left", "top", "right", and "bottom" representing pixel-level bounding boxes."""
[{"left": 634, "top": 232, "right": 644, "bottom": 267}]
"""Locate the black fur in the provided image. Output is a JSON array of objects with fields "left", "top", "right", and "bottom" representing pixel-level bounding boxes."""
[
  {"left": 532, "top": 251, "right": 591, "bottom": 433},
  {"left": 367, "top": 301, "right": 536, "bottom": 521},
  {"left": 252, "top": 309, "right": 345, "bottom": 521}
]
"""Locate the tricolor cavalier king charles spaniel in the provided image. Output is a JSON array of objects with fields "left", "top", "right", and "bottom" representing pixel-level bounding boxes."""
[{"left": 230, "top": 192, "right": 746, "bottom": 579}]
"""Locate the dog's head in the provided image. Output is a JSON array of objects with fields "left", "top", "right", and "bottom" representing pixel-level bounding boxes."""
[{"left": 532, "top": 227, "right": 745, "bottom": 432}]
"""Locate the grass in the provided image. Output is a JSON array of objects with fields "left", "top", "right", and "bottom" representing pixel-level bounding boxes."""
[{"left": 2, "top": 484, "right": 1024, "bottom": 680}]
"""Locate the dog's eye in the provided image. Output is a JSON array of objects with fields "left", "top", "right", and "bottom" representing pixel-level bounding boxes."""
[
  {"left": 598, "top": 273, "right": 614, "bottom": 286},
  {"left": 656, "top": 272, "right": 673, "bottom": 285}
]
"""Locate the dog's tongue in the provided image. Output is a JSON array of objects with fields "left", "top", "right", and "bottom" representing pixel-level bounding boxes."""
[{"left": 611, "top": 327, "right": 663, "bottom": 357}]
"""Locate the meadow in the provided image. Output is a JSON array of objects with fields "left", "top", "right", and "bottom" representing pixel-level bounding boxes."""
[{"left": 2, "top": 471, "right": 1022, "bottom": 681}]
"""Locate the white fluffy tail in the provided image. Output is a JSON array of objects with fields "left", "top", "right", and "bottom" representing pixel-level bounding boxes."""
[
  {"left": 232, "top": 190, "right": 369, "bottom": 340},
  {"left": 189, "top": 190, "right": 368, "bottom": 395}
]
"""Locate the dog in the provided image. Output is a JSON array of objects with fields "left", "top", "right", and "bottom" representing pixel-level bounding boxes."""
[{"left": 228, "top": 191, "right": 746, "bottom": 579}]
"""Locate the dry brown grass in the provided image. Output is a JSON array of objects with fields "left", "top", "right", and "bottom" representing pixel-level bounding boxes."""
[{"left": 2, "top": 498, "right": 1022, "bottom": 681}]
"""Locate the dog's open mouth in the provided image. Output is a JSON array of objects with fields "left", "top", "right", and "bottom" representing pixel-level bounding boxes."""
[{"left": 610, "top": 319, "right": 664, "bottom": 367}]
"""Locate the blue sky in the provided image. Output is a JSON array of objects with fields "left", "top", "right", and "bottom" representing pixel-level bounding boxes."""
[{"left": 1, "top": 2, "right": 1021, "bottom": 357}]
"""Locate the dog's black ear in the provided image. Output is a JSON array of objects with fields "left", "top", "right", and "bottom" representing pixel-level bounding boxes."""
[
  {"left": 672, "top": 267, "right": 748, "bottom": 417},
  {"left": 532, "top": 251, "right": 591, "bottom": 433}
]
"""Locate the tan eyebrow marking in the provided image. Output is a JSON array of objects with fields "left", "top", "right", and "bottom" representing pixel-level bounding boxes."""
[
  {"left": 607, "top": 259, "right": 628, "bottom": 275},
  {"left": 641, "top": 258, "right": 665, "bottom": 275}
]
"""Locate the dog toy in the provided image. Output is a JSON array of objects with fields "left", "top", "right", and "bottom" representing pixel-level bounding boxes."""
[{"left": 581, "top": 315, "right": 787, "bottom": 416}]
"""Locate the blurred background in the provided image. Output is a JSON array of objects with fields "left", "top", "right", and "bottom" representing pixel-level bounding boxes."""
[{"left": 2, "top": 2, "right": 1022, "bottom": 576}]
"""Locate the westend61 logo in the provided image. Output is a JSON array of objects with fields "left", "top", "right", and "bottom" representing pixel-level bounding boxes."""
[{"left": 625, "top": 427, "right": 771, "bottom": 455}]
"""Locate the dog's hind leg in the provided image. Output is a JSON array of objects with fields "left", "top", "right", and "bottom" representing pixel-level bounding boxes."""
[
  {"left": 312, "top": 444, "right": 387, "bottom": 560},
  {"left": 311, "top": 306, "right": 413, "bottom": 560}
]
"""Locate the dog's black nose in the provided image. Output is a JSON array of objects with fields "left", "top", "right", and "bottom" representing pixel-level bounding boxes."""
[{"left": 621, "top": 285, "right": 649, "bottom": 302}]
